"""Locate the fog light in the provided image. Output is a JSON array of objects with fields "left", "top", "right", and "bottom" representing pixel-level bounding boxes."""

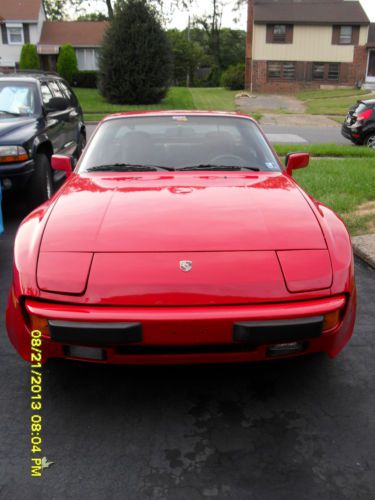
[
  {"left": 65, "top": 345, "right": 106, "bottom": 361},
  {"left": 2, "top": 178, "right": 12, "bottom": 189},
  {"left": 268, "top": 341, "right": 305, "bottom": 357}
]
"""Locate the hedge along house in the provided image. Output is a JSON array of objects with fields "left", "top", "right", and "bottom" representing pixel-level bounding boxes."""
[
  {"left": 37, "top": 21, "right": 107, "bottom": 72},
  {"left": 252, "top": 0, "right": 370, "bottom": 92},
  {"left": 0, "top": 0, "right": 45, "bottom": 71}
]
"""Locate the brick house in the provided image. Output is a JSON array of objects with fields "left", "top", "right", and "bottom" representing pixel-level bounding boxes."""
[
  {"left": 0, "top": 0, "right": 45, "bottom": 71},
  {"left": 252, "top": 0, "right": 370, "bottom": 92}
]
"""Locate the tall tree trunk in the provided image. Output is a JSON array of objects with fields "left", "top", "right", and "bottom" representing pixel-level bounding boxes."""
[{"left": 106, "top": 0, "right": 114, "bottom": 18}]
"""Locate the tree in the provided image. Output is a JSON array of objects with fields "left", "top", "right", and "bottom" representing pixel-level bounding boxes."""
[
  {"left": 19, "top": 44, "right": 40, "bottom": 70},
  {"left": 77, "top": 12, "right": 109, "bottom": 21},
  {"left": 99, "top": 0, "right": 172, "bottom": 104},
  {"left": 167, "top": 29, "right": 204, "bottom": 86},
  {"left": 57, "top": 45, "right": 78, "bottom": 84},
  {"left": 43, "top": 0, "right": 68, "bottom": 20}
]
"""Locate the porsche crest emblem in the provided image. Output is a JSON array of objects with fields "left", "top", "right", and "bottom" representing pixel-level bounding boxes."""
[{"left": 180, "top": 260, "right": 193, "bottom": 272}]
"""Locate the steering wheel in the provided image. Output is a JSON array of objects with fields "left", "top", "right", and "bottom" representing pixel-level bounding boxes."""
[{"left": 209, "top": 154, "right": 246, "bottom": 166}]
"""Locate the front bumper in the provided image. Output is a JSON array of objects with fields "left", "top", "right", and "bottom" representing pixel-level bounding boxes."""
[
  {"left": 0, "top": 159, "right": 34, "bottom": 190},
  {"left": 7, "top": 293, "right": 356, "bottom": 365}
]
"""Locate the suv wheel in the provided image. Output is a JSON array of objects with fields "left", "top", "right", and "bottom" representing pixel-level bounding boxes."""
[
  {"left": 27, "top": 154, "right": 54, "bottom": 208},
  {"left": 77, "top": 132, "right": 86, "bottom": 159},
  {"left": 364, "top": 134, "right": 375, "bottom": 148}
]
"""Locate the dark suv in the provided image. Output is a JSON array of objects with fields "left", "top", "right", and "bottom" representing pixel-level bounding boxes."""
[
  {"left": 341, "top": 99, "right": 375, "bottom": 147},
  {"left": 0, "top": 71, "right": 85, "bottom": 206}
]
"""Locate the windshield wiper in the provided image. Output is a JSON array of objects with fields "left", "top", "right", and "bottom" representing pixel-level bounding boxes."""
[
  {"left": 178, "top": 165, "right": 260, "bottom": 171},
  {"left": 86, "top": 163, "right": 175, "bottom": 172},
  {"left": 0, "top": 110, "right": 21, "bottom": 116}
]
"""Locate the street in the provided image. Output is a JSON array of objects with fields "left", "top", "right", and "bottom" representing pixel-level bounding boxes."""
[
  {"left": 0, "top": 194, "right": 375, "bottom": 499},
  {"left": 86, "top": 122, "right": 350, "bottom": 145}
]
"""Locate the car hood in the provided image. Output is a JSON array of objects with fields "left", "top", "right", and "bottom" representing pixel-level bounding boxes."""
[
  {"left": 0, "top": 115, "right": 35, "bottom": 134},
  {"left": 41, "top": 172, "right": 326, "bottom": 253}
]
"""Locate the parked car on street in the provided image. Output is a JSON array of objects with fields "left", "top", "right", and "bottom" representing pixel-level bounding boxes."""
[
  {"left": 7, "top": 112, "right": 357, "bottom": 365},
  {"left": 0, "top": 71, "right": 85, "bottom": 207},
  {"left": 341, "top": 99, "right": 375, "bottom": 147}
]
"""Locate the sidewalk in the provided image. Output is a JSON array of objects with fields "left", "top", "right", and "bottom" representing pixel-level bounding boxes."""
[{"left": 352, "top": 234, "right": 375, "bottom": 269}]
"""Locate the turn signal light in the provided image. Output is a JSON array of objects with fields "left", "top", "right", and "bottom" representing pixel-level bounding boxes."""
[
  {"left": 0, "top": 146, "right": 29, "bottom": 163},
  {"left": 29, "top": 315, "right": 50, "bottom": 337},
  {"left": 323, "top": 310, "right": 341, "bottom": 332}
]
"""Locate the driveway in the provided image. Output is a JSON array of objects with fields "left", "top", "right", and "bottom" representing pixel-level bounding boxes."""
[{"left": 0, "top": 201, "right": 375, "bottom": 499}]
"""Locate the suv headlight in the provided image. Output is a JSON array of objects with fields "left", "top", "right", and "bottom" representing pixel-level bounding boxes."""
[{"left": 0, "top": 145, "right": 29, "bottom": 163}]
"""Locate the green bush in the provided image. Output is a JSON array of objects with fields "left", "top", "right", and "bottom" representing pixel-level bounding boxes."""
[
  {"left": 72, "top": 71, "right": 97, "bottom": 88},
  {"left": 99, "top": 0, "right": 172, "bottom": 104},
  {"left": 221, "top": 63, "right": 245, "bottom": 90},
  {"left": 57, "top": 44, "right": 78, "bottom": 84},
  {"left": 19, "top": 44, "right": 40, "bottom": 70}
]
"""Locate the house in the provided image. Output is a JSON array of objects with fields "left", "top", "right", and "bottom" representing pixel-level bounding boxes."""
[
  {"left": 0, "top": 0, "right": 106, "bottom": 73},
  {"left": 0, "top": 0, "right": 45, "bottom": 71},
  {"left": 252, "top": 0, "right": 370, "bottom": 91},
  {"left": 364, "top": 23, "right": 375, "bottom": 89},
  {"left": 38, "top": 21, "right": 107, "bottom": 71}
]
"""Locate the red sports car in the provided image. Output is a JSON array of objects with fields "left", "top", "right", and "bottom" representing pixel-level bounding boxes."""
[{"left": 6, "top": 112, "right": 356, "bottom": 364}]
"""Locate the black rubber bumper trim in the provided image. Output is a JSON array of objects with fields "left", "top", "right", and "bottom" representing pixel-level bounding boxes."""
[
  {"left": 233, "top": 316, "right": 324, "bottom": 347},
  {"left": 49, "top": 320, "right": 142, "bottom": 346}
]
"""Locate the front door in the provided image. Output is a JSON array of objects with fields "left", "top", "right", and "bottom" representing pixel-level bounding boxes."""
[{"left": 366, "top": 50, "right": 375, "bottom": 82}]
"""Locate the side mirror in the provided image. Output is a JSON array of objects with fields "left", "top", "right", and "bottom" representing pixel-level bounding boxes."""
[
  {"left": 51, "top": 155, "right": 73, "bottom": 178},
  {"left": 46, "top": 97, "right": 69, "bottom": 112},
  {"left": 285, "top": 152, "right": 310, "bottom": 176}
]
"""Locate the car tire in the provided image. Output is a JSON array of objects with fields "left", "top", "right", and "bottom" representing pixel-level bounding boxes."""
[
  {"left": 27, "top": 153, "right": 54, "bottom": 209},
  {"left": 364, "top": 133, "right": 375, "bottom": 148}
]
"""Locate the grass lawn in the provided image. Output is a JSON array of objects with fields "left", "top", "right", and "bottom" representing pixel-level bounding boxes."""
[
  {"left": 75, "top": 87, "right": 244, "bottom": 121},
  {"left": 294, "top": 158, "right": 375, "bottom": 235},
  {"left": 274, "top": 143, "right": 375, "bottom": 158},
  {"left": 297, "top": 88, "right": 374, "bottom": 116}
]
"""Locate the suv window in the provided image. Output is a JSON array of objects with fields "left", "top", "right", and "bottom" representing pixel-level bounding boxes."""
[
  {"left": 40, "top": 82, "right": 54, "bottom": 106},
  {"left": 49, "top": 80, "right": 64, "bottom": 98},
  {"left": 58, "top": 80, "right": 77, "bottom": 106}
]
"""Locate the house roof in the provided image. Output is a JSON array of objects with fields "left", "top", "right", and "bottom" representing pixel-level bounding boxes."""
[
  {"left": 254, "top": 0, "right": 369, "bottom": 25},
  {"left": 39, "top": 21, "right": 108, "bottom": 47},
  {"left": 0, "top": 0, "right": 41, "bottom": 21}
]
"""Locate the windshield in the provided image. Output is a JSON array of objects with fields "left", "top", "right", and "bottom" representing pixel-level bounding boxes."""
[
  {"left": 79, "top": 115, "right": 281, "bottom": 172},
  {"left": 0, "top": 82, "right": 37, "bottom": 116}
]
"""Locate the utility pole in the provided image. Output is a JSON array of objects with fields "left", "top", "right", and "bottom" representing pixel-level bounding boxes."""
[
  {"left": 187, "top": 15, "right": 191, "bottom": 88},
  {"left": 245, "top": 0, "right": 254, "bottom": 92}
]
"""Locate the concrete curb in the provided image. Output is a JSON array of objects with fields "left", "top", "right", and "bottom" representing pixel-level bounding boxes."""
[{"left": 352, "top": 234, "right": 375, "bottom": 269}]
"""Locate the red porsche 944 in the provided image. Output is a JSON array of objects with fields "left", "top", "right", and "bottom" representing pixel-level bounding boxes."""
[{"left": 6, "top": 112, "right": 356, "bottom": 364}]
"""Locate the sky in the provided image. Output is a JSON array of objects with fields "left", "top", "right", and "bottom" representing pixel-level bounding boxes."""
[{"left": 78, "top": 1, "right": 375, "bottom": 29}]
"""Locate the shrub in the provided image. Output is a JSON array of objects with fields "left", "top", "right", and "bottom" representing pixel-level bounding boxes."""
[
  {"left": 72, "top": 70, "right": 98, "bottom": 88},
  {"left": 57, "top": 44, "right": 78, "bottom": 84},
  {"left": 99, "top": 0, "right": 172, "bottom": 104},
  {"left": 19, "top": 44, "right": 40, "bottom": 70},
  {"left": 221, "top": 63, "right": 245, "bottom": 90}
]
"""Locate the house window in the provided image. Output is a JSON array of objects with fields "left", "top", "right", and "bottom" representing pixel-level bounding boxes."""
[
  {"left": 328, "top": 63, "right": 340, "bottom": 81},
  {"left": 313, "top": 63, "right": 340, "bottom": 81},
  {"left": 267, "top": 62, "right": 296, "bottom": 80},
  {"left": 6, "top": 24, "right": 23, "bottom": 45},
  {"left": 266, "top": 24, "right": 293, "bottom": 44},
  {"left": 339, "top": 26, "right": 352, "bottom": 44},
  {"left": 273, "top": 25, "right": 287, "bottom": 43}
]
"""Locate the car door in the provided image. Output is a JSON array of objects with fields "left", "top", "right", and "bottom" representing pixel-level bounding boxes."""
[
  {"left": 40, "top": 80, "right": 65, "bottom": 154},
  {"left": 48, "top": 79, "right": 76, "bottom": 156},
  {"left": 56, "top": 79, "right": 80, "bottom": 156}
]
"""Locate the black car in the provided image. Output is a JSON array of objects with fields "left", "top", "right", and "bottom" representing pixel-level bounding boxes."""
[
  {"left": 341, "top": 99, "right": 375, "bottom": 148},
  {"left": 0, "top": 71, "right": 85, "bottom": 206}
]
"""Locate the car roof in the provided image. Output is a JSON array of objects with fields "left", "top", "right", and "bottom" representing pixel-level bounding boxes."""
[
  {"left": 101, "top": 110, "right": 256, "bottom": 123},
  {"left": 0, "top": 71, "right": 62, "bottom": 82}
]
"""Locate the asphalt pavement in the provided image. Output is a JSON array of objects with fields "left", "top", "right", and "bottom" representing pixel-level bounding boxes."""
[
  {"left": 86, "top": 122, "right": 350, "bottom": 146},
  {"left": 0, "top": 198, "right": 375, "bottom": 499}
]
